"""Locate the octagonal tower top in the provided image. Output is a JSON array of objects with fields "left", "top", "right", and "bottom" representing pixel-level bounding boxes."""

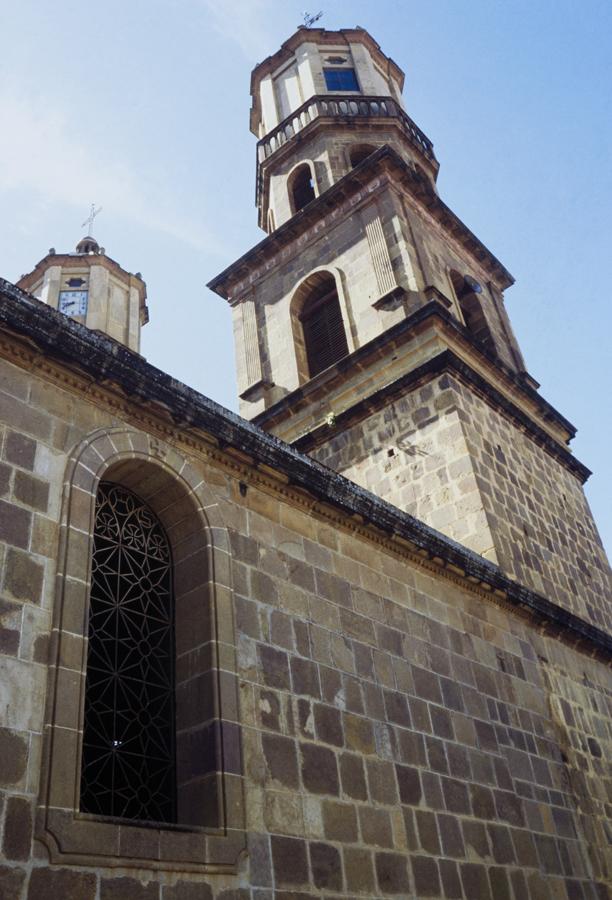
[{"left": 250, "top": 26, "right": 406, "bottom": 138}]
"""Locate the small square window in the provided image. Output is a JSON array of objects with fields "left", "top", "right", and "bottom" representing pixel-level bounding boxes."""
[{"left": 324, "top": 68, "right": 360, "bottom": 92}]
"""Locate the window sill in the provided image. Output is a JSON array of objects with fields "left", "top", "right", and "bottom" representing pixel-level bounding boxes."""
[{"left": 38, "top": 789, "right": 246, "bottom": 873}]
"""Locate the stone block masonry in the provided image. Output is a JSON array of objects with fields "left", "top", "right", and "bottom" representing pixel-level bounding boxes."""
[
  {"left": 0, "top": 320, "right": 609, "bottom": 896},
  {"left": 311, "top": 369, "right": 612, "bottom": 632}
]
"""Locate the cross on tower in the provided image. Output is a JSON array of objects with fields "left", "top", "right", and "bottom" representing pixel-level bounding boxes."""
[
  {"left": 303, "top": 11, "right": 323, "bottom": 27},
  {"left": 81, "top": 203, "right": 102, "bottom": 237}
]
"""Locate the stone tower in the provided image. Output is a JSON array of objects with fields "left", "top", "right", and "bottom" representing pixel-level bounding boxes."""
[
  {"left": 208, "top": 25, "right": 610, "bottom": 629},
  {"left": 17, "top": 235, "right": 148, "bottom": 353}
]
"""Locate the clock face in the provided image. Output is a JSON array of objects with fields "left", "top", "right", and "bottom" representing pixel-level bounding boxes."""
[{"left": 59, "top": 290, "right": 88, "bottom": 317}]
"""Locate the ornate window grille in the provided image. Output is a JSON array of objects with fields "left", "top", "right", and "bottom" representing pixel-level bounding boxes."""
[{"left": 80, "top": 482, "right": 176, "bottom": 823}]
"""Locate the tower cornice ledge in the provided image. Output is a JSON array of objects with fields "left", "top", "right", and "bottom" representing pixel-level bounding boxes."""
[
  {"left": 208, "top": 146, "right": 514, "bottom": 300},
  {"left": 251, "top": 301, "right": 587, "bottom": 480},
  {"left": 0, "top": 276, "right": 608, "bottom": 657}
]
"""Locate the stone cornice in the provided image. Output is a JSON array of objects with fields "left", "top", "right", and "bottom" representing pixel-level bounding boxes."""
[
  {"left": 292, "top": 349, "right": 590, "bottom": 482},
  {"left": 0, "top": 277, "right": 608, "bottom": 657},
  {"left": 253, "top": 302, "right": 581, "bottom": 462},
  {"left": 207, "top": 146, "right": 514, "bottom": 299}
]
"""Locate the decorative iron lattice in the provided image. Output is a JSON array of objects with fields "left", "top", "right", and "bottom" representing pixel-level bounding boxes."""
[{"left": 80, "top": 482, "right": 176, "bottom": 823}]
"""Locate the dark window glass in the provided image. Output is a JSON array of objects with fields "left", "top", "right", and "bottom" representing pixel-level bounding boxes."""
[
  {"left": 324, "top": 68, "right": 360, "bottom": 92},
  {"left": 291, "top": 165, "right": 316, "bottom": 213},
  {"left": 80, "top": 482, "right": 176, "bottom": 824},
  {"left": 301, "top": 278, "right": 349, "bottom": 376}
]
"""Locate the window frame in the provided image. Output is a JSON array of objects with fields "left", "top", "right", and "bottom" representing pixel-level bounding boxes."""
[
  {"left": 323, "top": 67, "right": 361, "bottom": 92},
  {"left": 448, "top": 269, "right": 498, "bottom": 356},
  {"left": 36, "top": 428, "right": 245, "bottom": 873},
  {"left": 290, "top": 268, "right": 355, "bottom": 385},
  {"left": 80, "top": 481, "right": 177, "bottom": 825},
  {"left": 300, "top": 281, "right": 350, "bottom": 377},
  {"left": 288, "top": 161, "right": 318, "bottom": 216}
]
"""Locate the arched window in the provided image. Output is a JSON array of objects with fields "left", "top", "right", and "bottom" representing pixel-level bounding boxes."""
[
  {"left": 80, "top": 482, "right": 176, "bottom": 823},
  {"left": 290, "top": 164, "right": 316, "bottom": 214},
  {"left": 349, "top": 144, "right": 376, "bottom": 168},
  {"left": 450, "top": 270, "right": 497, "bottom": 355},
  {"left": 300, "top": 274, "right": 349, "bottom": 377},
  {"left": 38, "top": 431, "right": 246, "bottom": 872}
]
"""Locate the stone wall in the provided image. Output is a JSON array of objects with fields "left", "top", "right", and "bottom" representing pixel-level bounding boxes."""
[
  {"left": 0, "top": 351, "right": 610, "bottom": 899},
  {"left": 311, "top": 370, "right": 611, "bottom": 632}
]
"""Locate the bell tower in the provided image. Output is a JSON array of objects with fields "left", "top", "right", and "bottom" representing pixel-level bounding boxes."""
[
  {"left": 17, "top": 234, "right": 149, "bottom": 353},
  {"left": 209, "top": 26, "right": 611, "bottom": 629}
]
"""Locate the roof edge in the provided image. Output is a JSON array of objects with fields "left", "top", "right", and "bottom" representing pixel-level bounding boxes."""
[{"left": 0, "top": 276, "right": 608, "bottom": 657}]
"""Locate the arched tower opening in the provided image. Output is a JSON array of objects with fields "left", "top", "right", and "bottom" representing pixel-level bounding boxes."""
[
  {"left": 450, "top": 270, "right": 497, "bottom": 355},
  {"left": 349, "top": 144, "right": 377, "bottom": 168},
  {"left": 289, "top": 163, "right": 316, "bottom": 214},
  {"left": 293, "top": 271, "right": 349, "bottom": 378}
]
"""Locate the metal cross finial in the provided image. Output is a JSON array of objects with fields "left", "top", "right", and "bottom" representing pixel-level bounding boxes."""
[
  {"left": 303, "top": 10, "right": 323, "bottom": 27},
  {"left": 81, "top": 203, "right": 102, "bottom": 236}
]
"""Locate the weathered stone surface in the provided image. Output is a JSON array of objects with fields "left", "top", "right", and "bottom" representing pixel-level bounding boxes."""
[
  {"left": 262, "top": 733, "right": 298, "bottom": 788},
  {"left": 375, "top": 851, "right": 410, "bottom": 895},
  {"left": 0, "top": 464, "right": 11, "bottom": 499},
  {"left": 259, "top": 645, "right": 290, "bottom": 690},
  {"left": 2, "top": 548, "right": 44, "bottom": 604},
  {"left": 396, "top": 764, "right": 422, "bottom": 805},
  {"left": 359, "top": 807, "right": 393, "bottom": 848},
  {"left": 0, "top": 864, "right": 26, "bottom": 900},
  {"left": 0, "top": 501, "right": 30, "bottom": 550},
  {"left": 2, "top": 795, "right": 32, "bottom": 861},
  {"left": 162, "top": 882, "right": 213, "bottom": 900},
  {"left": 14, "top": 471, "right": 49, "bottom": 513},
  {"left": 339, "top": 751, "right": 367, "bottom": 800},
  {"left": 0, "top": 728, "right": 28, "bottom": 787},
  {"left": 4, "top": 432, "right": 36, "bottom": 470},
  {"left": 344, "top": 846, "right": 375, "bottom": 895},
  {"left": 300, "top": 743, "right": 339, "bottom": 796},
  {"left": 100, "top": 877, "right": 159, "bottom": 900},
  {"left": 271, "top": 835, "right": 309, "bottom": 886},
  {"left": 247, "top": 832, "right": 272, "bottom": 888},
  {"left": 27, "top": 868, "right": 97, "bottom": 900},
  {"left": 309, "top": 841, "right": 342, "bottom": 891},
  {"left": 322, "top": 800, "right": 358, "bottom": 843},
  {"left": 412, "top": 854, "right": 441, "bottom": 897}
]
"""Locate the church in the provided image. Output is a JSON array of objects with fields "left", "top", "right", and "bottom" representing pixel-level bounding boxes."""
[{"left": 0, "top": 24, "right": 610, "bottom": 900}]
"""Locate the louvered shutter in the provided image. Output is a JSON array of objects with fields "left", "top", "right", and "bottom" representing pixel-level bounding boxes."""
[{"left": 302, "top": 288, "right": 349, "bottom": 377}]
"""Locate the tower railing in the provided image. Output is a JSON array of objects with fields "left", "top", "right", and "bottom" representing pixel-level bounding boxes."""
[{"left": 257, "top": 95, "right": 437, "bottom": 165}]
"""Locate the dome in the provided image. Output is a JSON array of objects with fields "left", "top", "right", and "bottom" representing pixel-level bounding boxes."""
[{"left": 75, "top": 235, "right": 100, "bottom": 254}]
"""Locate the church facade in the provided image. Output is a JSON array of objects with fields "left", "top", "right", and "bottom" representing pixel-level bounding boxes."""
[{"left": 0, "top": 25, "right": 610, "bottom": 900}]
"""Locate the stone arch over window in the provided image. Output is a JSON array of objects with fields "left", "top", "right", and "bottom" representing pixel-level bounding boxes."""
[
  {"left": 290, "top": 268, "right": 354, "bottom": 382},
  {"left": 348, "top": 143, "right": 376, "bottom": 169},
  {"left": 37, "top": 427, "right": 245, "bottom": 872},
  {"left": 288, "top": 161, "right": 317, "bottom": 215},
  {"left": 449, "top": 269, "right": 497, "bottom": 355}
]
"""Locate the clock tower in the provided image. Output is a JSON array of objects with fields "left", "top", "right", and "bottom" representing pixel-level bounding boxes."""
[
  {"left": 17, "top": 234, "right": 148, "bottom": 353},
  {"left": 210, "top": 25, "right": 610, "bottom": 629}
]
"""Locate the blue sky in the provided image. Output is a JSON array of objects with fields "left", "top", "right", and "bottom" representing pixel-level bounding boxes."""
[{"left": 1, "top": 0, "right": 611, "bottom": 557}]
